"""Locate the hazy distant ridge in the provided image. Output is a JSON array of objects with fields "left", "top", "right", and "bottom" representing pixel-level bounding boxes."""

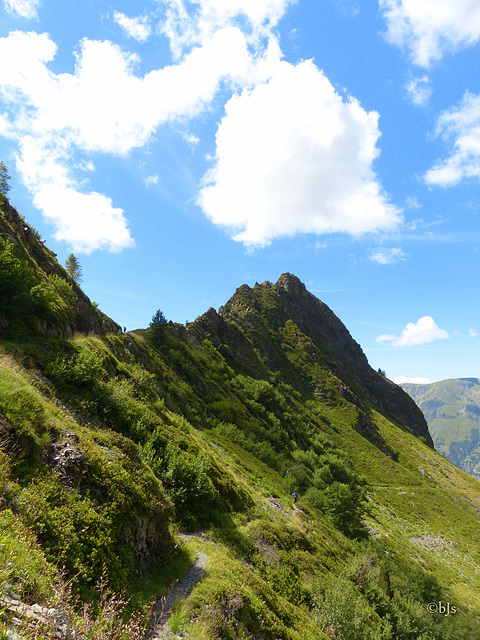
[{"left": 402, "top": 378, "right": 480, "bottom": 479}]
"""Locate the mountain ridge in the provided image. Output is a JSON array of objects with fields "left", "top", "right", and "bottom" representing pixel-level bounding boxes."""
[{"left": 1, "top": 197, "right": 480, "bottom": 639}]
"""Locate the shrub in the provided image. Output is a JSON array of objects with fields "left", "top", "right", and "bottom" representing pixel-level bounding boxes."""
[
  {"left": 160, "top": 445, "right": 218, "bottom": 529},
  {"left": 49, "top": 348, "right": 105, "bottom": 388},
  {"left": 322, "top": 482, "right": 367, "bottom": 538}
]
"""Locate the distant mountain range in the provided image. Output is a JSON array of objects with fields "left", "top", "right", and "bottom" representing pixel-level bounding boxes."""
[{"left": 401, "top": 378, "right": 480, "bottom": 479}]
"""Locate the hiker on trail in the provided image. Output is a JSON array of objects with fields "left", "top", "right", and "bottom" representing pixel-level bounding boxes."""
[{"left": 292, "top": 491, "right": 299, "bottom": 505}]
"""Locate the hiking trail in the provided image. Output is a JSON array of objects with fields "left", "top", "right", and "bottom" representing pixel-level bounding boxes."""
[{"left": 148, "top": 534, "right": 208, "bottom": 640}]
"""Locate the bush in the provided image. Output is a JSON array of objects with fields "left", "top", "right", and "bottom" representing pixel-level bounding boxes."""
[
  {"left": 322, "top": 482, "right": 367, "bottom": 538},
  {"left": 160, "top": 444, "right": 218, "bottom": 529},
  {"left": 48, "top": 346, "right": 105, "bottom": 389}
]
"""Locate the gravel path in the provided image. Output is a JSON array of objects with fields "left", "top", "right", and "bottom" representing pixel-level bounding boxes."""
[{"left": 148, "top": 540, "right": 208, "bottom": 640}]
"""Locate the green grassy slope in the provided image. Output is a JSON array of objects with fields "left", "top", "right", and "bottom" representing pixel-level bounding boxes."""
[
  {"left": 1, "top": 199, "right": 480, "bottom": 639},
  {"left": 403, "top": 378, "right": 480, "bottom": 480}
]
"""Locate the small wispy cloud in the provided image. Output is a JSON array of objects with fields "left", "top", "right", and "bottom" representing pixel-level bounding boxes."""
[
  {"left": 405, "top": 196, "right": 421, "bottom": 210},
  {"left": 144, "top": 174, "right": 160, "bottom": 187},
  {"left": 425, "top": 91, "right": 480, "bottom": 187},
  {"left": 113, "top": 11, "right": 151, "bottom": 42},
  {"left": 3, "top": 0, "right": 38, "bottom": 19},
  {"left": 369, "top": 247, "right": 405, "bottom": 264},
  {"left": 183, "top": 132, "right": 200, "bottom": 147},
  {"left": 405, "top": 75, "right": 432, "bottom": 107},
  {"left": 453, "top": 327, "right": 479, "bottom": 338},
  {"left": 377, "top": 316, "right": 449, "bottom": 347}
]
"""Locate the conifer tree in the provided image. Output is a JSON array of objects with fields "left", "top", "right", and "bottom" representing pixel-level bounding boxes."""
[
  {"left": 65, "top": 253, "right": 82, "bottom": 283},
  {"left": 149, "top": 309, "right": 168, "bottom": 346},
  {"left": 0, "top": 161, "right": 11, "bottom": 197}
]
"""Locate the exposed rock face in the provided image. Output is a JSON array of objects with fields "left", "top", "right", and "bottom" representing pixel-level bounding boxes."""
[
  {"left": 42, "top": 433, "right": 90, "bottom": 492},
  {"left": 191, "top": 273, "right": 433, "bottom": 447},
  {"left": 121, "top": 512, "right": 171, "bottom": 576}
]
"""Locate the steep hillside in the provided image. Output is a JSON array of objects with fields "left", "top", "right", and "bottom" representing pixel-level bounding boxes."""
[
  {"left": 0, "top": 198, "right": 119, "bottom": 337},
  {"left": 402, "top": 378, "right": 480, "bottom": 479},
  {"left": 1, "top": 198, "right": 480, "bottom": 639}
]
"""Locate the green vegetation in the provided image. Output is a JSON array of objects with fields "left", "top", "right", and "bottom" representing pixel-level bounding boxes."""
[{"left": 1, "top": 198, "right": 480, "bottom": 638}]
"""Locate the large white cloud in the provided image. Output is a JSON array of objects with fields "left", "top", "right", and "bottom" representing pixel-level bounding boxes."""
[
  {"left": 377, "top": 316, "right": 449, "bottom": 347},
  {"left": 16, "top": 136, "right": 134, "bottom": 253},
  {"left": 0, "top": 27, "right": 252, "bottom": 251},
  {"left": 425, "top": 92, "right": 480, "bottom": 186},
  {"left": 198, "top": 59, "right": 401, "bottom": 247},
  {"left": 0, "top": 29, "right": 250, "bottom": 154},
  {"left": 380, "top": 0, "right": 480, "bottom": 68},
  {"left": 0, "top": 1, "right": 398, "bottom": 253}
]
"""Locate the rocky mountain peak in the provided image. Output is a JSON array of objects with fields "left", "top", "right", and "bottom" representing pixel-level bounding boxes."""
[
  {"left": 275, "top": 272, "right": 308, "bottom": 294},
  {"left": 193, "top": 273, "right": 433, "bottom": 447}
]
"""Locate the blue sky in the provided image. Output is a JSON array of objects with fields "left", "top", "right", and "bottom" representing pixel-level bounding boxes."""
[{"left": 1, "top": 0, "right": 480, "bottom": 384}]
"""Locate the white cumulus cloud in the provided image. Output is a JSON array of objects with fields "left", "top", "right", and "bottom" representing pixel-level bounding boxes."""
[
  {"left": 425, "top": 92, "right": 480, "bottom": 186},
  {"left": 113, "top": 11, "right": 151, "bottom": 42},
  {"left": 0, "top": 27, "right": 253, "bottom": 251},
  {"left": 3, "top": 0, "right": 38, "bottom": 19},
  {"left": 16, "top": 136, "right": 134, "bottom": 253},
  {"left": 380, "top": 0, "right": 480, "bottom": 68},
  {"left": 376, "top": 316, "right": 449, "bottom": 347},
  {"left": 0, "top": 0, "right": 401, "bottom": 253},
  {"left": 198, "top": 59, "right": 401, "bottom": 247}
]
